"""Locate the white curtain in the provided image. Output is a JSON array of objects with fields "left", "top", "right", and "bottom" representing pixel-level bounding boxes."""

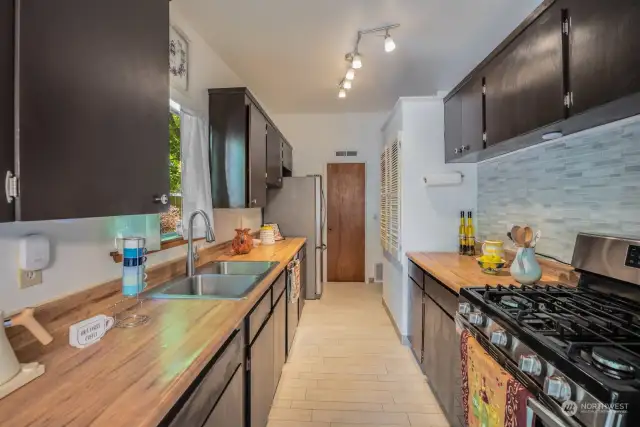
[{"left": 180, "top": 111, "right": 214, "bottom": 239}]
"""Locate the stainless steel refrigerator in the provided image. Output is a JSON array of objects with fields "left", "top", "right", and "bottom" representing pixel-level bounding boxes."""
[{"left": 264, "top": 175, "right": 326, "bottom": 299}]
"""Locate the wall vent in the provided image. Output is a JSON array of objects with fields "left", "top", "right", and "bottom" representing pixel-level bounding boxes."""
[
  {"left": 374, "top": 263, "right": 384, "bottom": 282},
  {"left": 335, "top": 150, "right": 358, "bottom": 157}
]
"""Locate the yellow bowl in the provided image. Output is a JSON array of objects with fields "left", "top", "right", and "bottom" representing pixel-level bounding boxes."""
[{"left": 476, "top": 257, "right": 506, "bottom": 275}]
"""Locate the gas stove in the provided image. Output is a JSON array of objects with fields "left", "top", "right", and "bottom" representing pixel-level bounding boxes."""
[{"left": 457, "top": 233, "right": 640, "bottom": 427}]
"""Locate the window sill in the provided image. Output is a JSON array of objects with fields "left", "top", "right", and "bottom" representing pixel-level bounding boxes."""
[{"left": 109, "top": 236, "right": 205, "bottom": 263}]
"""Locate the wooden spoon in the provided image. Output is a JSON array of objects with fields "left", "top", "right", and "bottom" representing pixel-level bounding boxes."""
[
  {"left": 511, "top": 225, "right": 522, "bottom": 247},
  {"left": 523, "top": 226, "right": 534, "bottom": 248}
]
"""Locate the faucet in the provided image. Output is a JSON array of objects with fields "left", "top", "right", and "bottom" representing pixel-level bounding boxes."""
[{"left": 187, "top": 209, "right": 215, "bottom": 277}]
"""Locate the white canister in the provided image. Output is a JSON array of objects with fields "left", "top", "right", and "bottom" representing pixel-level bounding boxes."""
[
  {"left": 260, "top": 226, "right": 276, "bottom": 245},
  {"left": 0, "top": 312, "right": 21, "bottom": 386}
]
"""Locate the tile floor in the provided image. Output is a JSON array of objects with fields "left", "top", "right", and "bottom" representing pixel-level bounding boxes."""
[{"left": 268, "top": 282, "right": 450, "bottom": 427}]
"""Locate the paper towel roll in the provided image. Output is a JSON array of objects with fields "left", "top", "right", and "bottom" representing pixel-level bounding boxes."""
[{"left": 422, "top": 173, "right": 463, "bottom": 187}]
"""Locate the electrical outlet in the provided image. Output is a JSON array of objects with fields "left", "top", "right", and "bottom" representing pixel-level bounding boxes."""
[{"left": 19, "top": 269, "right": 43, "bottom": 289}]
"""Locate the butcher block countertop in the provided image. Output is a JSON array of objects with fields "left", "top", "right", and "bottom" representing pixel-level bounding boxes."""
[
  {"left": 407, "top": 252, "right": 575, "bottom": 294},
  {"left": 0, "top": 238, "right": 306, "bottom": 427}
]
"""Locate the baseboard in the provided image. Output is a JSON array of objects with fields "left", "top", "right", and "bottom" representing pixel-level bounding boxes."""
[{"left": 382, "top": 297, "right": 409, "bottom": 345}]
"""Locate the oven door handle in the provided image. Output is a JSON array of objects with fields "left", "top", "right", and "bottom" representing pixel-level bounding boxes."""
[{"left": 527, "top": 398, "right": 570, "bottom": 427}]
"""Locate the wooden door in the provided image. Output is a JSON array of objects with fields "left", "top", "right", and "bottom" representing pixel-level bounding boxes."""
[
  {"left": 327, "top": 163, "right": 365, "bottom": 282},
  {"left": 485, "top": 2, "right": 564, "bottom": 146},
  {"left": 17, "top": 0, "right": 169, "bottom": 220},
  {"left": 0, "top": 0, "right": 14, "bottom": 222},
  {"left": 248, "top": 102, "right": 267, "bottom": 208},
  {"left": 444, "top": 93, "right": 462, "bottom": 162},
  {"left": 250, "top": 314, "right": 274, "bottom": 427},
  {"left": 566, "top": 0, "right": 640, "bottom": 115},
  {"left": 265, "top": 124, "right": 282, "bottom": 188},
  {"left": 203, "top": 365, "right": 244, "bottom": 427}
]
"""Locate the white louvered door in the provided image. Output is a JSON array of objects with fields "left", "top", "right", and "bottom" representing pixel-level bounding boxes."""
[{"left": 380, "top": 133, "right": 401, "bottom": 258}]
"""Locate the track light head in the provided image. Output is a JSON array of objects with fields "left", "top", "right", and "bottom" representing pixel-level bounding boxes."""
[
  {"left": 384, "top": 31, "right": 396, "bottom": 52},
  {"left": 351, "top": 53, "right": 362, "bottom": 69},
  {"left": 345, "top": 68, "right": 355, "bottom": 81},
  {"left": 338, "top": 88, "right": 347, "bottom": 99},
  {"left": 343, "top": 80, "right": 352, "bottom": 90}
]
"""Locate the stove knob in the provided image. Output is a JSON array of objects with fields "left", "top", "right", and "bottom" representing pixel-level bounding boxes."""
[
  {"left": 468, "top": 312, "right": 485, "bottom": 326},
  {"left": 544, "top": 375, "right": 572, "bottom": 402},
  {"left": 458, "top": 302, "right": 471, "bottom": 314},
  {"left": 519, "top": 355, "right": 543, "bottom": 376},
  {"left": 490, "top": 329, "right": 509, "bottom": 347}
]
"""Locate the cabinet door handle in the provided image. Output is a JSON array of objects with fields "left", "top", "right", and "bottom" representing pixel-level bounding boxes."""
[
  {"left": 454, "top": 148, "right": 460, "bottom": 154},
  {"left": 153, "top": 194, "right": 168, "bottom": 205},
  {"left": 251, "top": 199, "right": 257, "bottom": 205},
  {"left": 461, "top": 145, "right": 470, "bottom": 152}
]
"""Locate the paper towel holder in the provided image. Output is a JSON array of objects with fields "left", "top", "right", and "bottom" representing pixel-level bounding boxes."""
[{"left": 422, "top": 172, "right": 464, "bottom": 186}]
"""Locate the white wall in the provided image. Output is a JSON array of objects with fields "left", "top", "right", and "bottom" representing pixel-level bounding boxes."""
[
  {"left": 381, "top": 97, "right": 478, "bottom": 335},
  {"left": 271, "top": 113, "right": 387, "bottom": 282},
  {"left": 0, "top": 4, "right": 261, "bottom": 314}
]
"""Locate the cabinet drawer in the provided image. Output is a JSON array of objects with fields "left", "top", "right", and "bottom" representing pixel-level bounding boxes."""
[
  {"left": 408, "top": 261, "right": 424, "bottom": 289},
  {"left": 272, "top": 272, "right": 286, "bottom": 304},
  {"left": 167, "top": 330, "right": 243, "bottom": 427},
  {"left": 249, "top": 288, "right": 272, "bottom": 344},
  {"left": 424, "top": 273, "right": 458, "bottom": 318}
]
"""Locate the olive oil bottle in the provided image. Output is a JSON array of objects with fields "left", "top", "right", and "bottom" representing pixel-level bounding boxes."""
[
  {"left": 459, "top": 211, "right": 467, "bottom": 255},
  {"left": 466, "top": 211, "right": 476, "bottom": 256}
]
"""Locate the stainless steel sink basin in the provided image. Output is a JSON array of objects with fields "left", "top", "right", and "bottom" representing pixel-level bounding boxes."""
[
  {"left": 198, "top": 261, "right": 278, "bottom": 276},
  {"left": 148, "top": 274, "right": 261, "bottom": 300}
]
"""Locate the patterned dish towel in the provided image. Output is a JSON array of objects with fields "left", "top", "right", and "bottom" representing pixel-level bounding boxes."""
[
  {"left": 288, "top": 259, "right": 301, "bottom": 303},
  {"left": 460, "top": 329, "right": 533, "bottom": 427}
]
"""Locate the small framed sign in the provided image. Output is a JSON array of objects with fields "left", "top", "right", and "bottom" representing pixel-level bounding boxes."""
[{"left": 169, "top": 26, "right": 189, "bottom": 91}]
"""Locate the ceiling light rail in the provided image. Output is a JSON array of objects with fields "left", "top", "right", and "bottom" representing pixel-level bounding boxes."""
[{"left": 338, "top": 23, "right": 400, "bottom": 99}]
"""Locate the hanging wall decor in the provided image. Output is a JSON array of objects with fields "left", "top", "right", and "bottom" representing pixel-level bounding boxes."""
[{"left": 169, "top": 26, "right": 189, "bottom": 91}]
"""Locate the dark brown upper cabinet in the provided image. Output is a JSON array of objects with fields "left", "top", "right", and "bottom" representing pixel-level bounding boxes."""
[
  {"left": 266, "top": 123, "right": 282, "bottom": 188},
  {"left": 0, "top": 0, "right": 14, "bottom": 223},
  {"left": 248, "top": 103, "right": 267, "bottom": 208},
  {"left": 565, "top": 0, "right": 640, "bottom": 116},
  {"left": 209, "top": 87, "right": 292, "bottom": 208},
  {"left": 282, "top": 140, "right": 293, "bottom": 175},
  {"left": 444, "top": 93, "right": 462, "bottom": 163},
  {"left": 15, "top": 0, "right": 169, "bottom": 220},
  {"left": 485, "top": 2, "right": 564, "bottom": 146}
]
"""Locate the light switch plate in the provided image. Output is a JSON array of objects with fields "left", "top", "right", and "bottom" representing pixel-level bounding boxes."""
[{"left": 19, "top": 269, "right": 42, "bottom": 289}]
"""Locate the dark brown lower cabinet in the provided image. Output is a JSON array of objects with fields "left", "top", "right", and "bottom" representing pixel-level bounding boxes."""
[
  {"left": 166, "top": 330, "right": 244, "bottom": 427},
  {"left": 421, "top": 285, "right": 463, "bottom": 427},
  {"left": 409, "top": 278, "right": 424, "bottom": 363},
  {"left": 250, "top": 314, "right": 275, "bottom": 427},
  {"left": 203, "top": 364, "right": 244, "bottom": 427},
  {"left": 273, "top": 290, "right": 286, "bottom": 388}
]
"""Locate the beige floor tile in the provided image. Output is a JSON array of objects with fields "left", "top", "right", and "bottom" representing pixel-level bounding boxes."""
[
  {"left": 391, "top": 391, "right": 439, "bottom": 405},
  {"left": 382, "top": 403, "right": 443, "bottom": 414},
  {"left": 266, "top": 422, "right": 330, "bottom": 427},
  {"left": 276, "top": 386, "right": 307, "bottom": 400},
  {"left": 312, "top": 409, "right": 410, "bottom": 425},
  {"left": 298, "top": 372, "right": 380, "bottom": 382},
  {"left": 407, "top": 412, "right": 451, "bottom": 426},
  {"left": 306, "top": 388, "right": 394, "bottom": 404},
  {"left": 309, "top": 364, "right": 388, "bottom": 375},
  {"left": 272, "top": 399, "right": 292, "bottom": 409},
  {"left": 378, "top": 374, "right": 427, "bottom": 382},
  {"left": 330, "top": 424, "right": 408, "bottom": 427},
  {"left": 278, "top": 378, "right": 319, "bottom": 389},
  {"left": 268, "top": 408, "right": 313, "bottom": 422},
  {"left": 316, "top": 380, "right": 429, "bottom": 392},
  {"left": 291, "top": 400, "right": 382, "bottom": 412}
]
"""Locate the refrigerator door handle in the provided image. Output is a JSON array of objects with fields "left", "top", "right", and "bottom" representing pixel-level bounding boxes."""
[{"left": 316, "top": 244, "right": 327, "bottom": 251}]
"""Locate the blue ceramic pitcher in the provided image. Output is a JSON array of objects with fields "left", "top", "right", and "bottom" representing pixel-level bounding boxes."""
[{"left": 510, "top": 247, "right": 542, "bottom": 285}]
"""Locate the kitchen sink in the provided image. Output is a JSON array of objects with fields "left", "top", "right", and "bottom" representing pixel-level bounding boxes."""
[
  {"left": 148, "top": 274, "right": 261, "bottom": 300},
  {"left": 198, "top": 261, "right": 278, "bottom": 276}
]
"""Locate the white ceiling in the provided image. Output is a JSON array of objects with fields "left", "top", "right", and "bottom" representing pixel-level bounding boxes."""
[{"left": 177, "top": 0, "right": 543, "bottom": 114}]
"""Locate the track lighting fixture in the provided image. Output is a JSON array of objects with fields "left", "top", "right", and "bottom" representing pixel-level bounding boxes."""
[
  {"left": 384, "top": 31, "right": 396, "bottom": 53},
  {"left": 337, "top": 23, "right": 399, "bottom": 99},
  {"left": 345, "top": 68, "right": 355, "bottom": 81}
]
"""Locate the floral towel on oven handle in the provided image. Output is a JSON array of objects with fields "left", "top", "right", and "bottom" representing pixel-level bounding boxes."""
[
  {"left": 287, "top": 259, "right": 301, "bottom": 304},
  {"left": 460, "top": 329, "right": 533, "bottom": 427}
]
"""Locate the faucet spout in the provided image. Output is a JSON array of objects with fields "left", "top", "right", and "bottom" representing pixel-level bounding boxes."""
[{"left": 187, "top": 209, "right": 215, "bottom": 277}]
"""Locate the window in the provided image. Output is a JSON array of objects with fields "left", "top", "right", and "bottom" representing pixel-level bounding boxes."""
[{"left": 161, "top": 102, "right": 183, "bottom": 241}]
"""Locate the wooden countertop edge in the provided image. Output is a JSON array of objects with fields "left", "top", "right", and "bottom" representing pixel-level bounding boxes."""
[
  {"left": 407, "top": 251, "right": 578, "bottom": 294},
  {"left": 1, "top": 238, "right": 306, "bottom": 427}
]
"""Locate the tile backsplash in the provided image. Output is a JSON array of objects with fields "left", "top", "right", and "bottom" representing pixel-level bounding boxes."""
[{"left": 478, "top": 116, "right": 640, "bottom": 263}]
